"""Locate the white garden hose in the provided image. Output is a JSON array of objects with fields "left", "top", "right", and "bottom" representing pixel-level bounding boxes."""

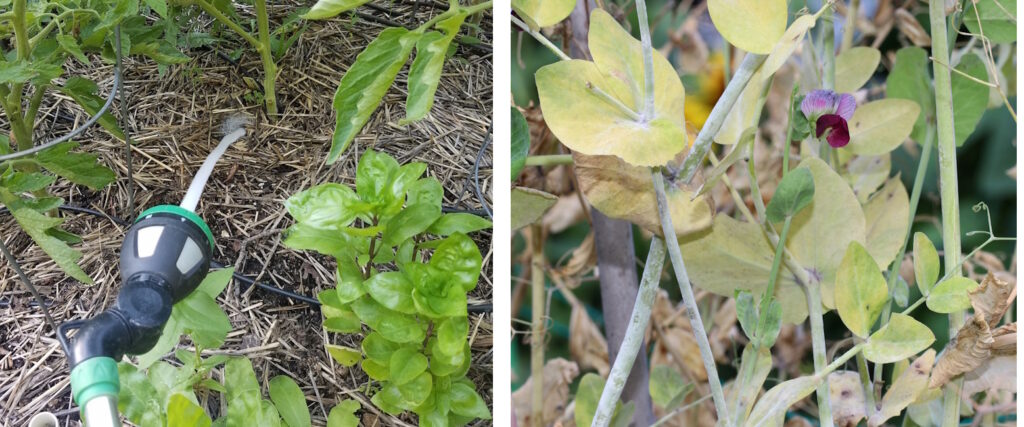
[{"left": 180, "top": 118, "right": 248, "bottom": 211}]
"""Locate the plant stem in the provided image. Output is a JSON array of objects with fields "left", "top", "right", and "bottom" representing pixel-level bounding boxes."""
[
  {"left": 193, "top": 0, "right": 261, "bottom": 47},
  {"left": 586, "top": 82, "right": 643, "bottom": 121},
  {"left": 805, "top": 281, "right": 835, "bottom": 427},
  {"left": 12, "top": 0, "right": 29, "bottom": 60},
  {"left": 525, "top": 154, "right": 574, "bottom": 167},
  {"left": 821, "top": 4, "right": 835, "bottom": 90},
  {"left": 652, "top": 394, "right": 713, "bottom": 427},
  {"left": 766, "top": 217, "right": 793, "bottom": 298},
  {"left": 634, "top": 0, "right": 655, "bottom": 120},
  {"left": 855, "top": 352, "right": 876, "bottom": 414},
  {"left": 511, "top": 15, "right": 571, "bottom": 61},
  {"left": 823, "top": 343, "right": 865, "bottom": 375},
  {"left": 840, "top": 0, "right": 859, "bottom": 52},
  {"left": 591, "top": 238, "right": 667, "bottom": 427},
  {"left": 529, "top": 224, "right": 546, "bottom": 426},
  {"left": 929, "top": 0, "right": 964, "bottom": 423},
  {"left": 253, "top": 0, "right": 277, "bottom": 117},
  {"left": 651, "top": 171, "right": 731, "bottom": 426},
  {"left": 675, "top": 53, "right": 767, "bottom": 183}
]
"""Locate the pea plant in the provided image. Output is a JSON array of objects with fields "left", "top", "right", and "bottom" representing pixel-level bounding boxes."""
[
  {"left": 283, "top": 149, "right": 493, "bottom": 425},
  {"left": 302, "top": 0, "right": 492, "bottom": 163},
  {"left": 0, "top": 0, "right": 187, "bottom": 284},
  {"left": 117, "top": 268, "right": 362, "bottom": 426},
  {"left": 512, "top": 0, "right": 1015, "bottom": 425}
]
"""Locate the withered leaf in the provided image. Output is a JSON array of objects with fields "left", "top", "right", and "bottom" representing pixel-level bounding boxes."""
[
  {"left": 828, "top": 371, "right": 867, "bottom": 427},
  {"left": 568, "top": 303, "right": 610, "bottom": 377},
  {"left": 512, "top": 358, "right": 580, "bottom": 427},
  {"left": 868, "top": 349, "right": 935, "bottom": 426},
  {"left": 969, "top": 272, "right": 1014, "bottom": 327}
]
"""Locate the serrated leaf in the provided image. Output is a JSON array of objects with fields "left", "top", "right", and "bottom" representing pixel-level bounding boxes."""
[
  {"left": 926, "top": 277, "right": 979, "bottom": 313},
  {"left": 886, "top": 47, "right": 933, "bottom": 144},
  {"left": 58, "top": 77, "right": 125, "bottom": 140},
  {"left": 913, "top": 233, "right": 940, "bottom": 296},
  {"left": 269, "top": 376, "right": 311, "bottom": 427},
  {"left": 863, "top": 313, "right": 935, "bottom": 363},
  {"left": 862, "top": 177, "right": 909, "bottom": 269},
  {"left": 326, "top": 344, "right": 362, "bottom": 367},
  {"left": 7, "top": 205, "right": 91, "bottom": 283},
  {"left": 964, "top": 0, "right": 1016, "bottom": 43},
  {"left": 765, "top": 167, "right": 814, "bottom": 222},
  {"left": 329, "top": 28, "right": 420, "bottom": 163},
  {"left": 951, "top": 54, "right": 989, "bottom": 146},
  {"left": 844, "top": 99, "right": 921, "bottom": 156},
  {"left": 835, "top": 242, "right": 888, "bottom": 338},
  {"left": 536, "top": 9, "right": 687, "bottom": 167},
  {"left": 403, "top": 14, "right": 466, "bottom": 124},
  {"left": 835, "top": 47, "right": 881, "bottom": 93},
  {"left": 707, "top": 0, "right": 787, "bottom": 54},
  {"left": 32, "top": 141, "right": 116, "bottom": 190},
  {"left": 511, "top": 107, "right": 530, "bottom": 181},
  {"left": 510, "top": 186, "right": 556, "bottom": 230},
  {"left": 512, "top": 0, "right": 575, "bottom": 28},
  {"left": 302, "top": 0, "right": 373, "bottom": 19}
]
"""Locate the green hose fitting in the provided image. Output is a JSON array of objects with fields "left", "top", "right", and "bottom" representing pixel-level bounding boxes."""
[
  {"left": 136, "top": 204, "right": 215, "bottom": 251},
  {"left": 70, "top": 357, "right": 119, "bottom": 407}
]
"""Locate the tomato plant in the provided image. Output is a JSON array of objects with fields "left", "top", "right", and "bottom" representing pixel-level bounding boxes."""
[{"left": 283, "top": 149, "right": 492, "bottom": 426}]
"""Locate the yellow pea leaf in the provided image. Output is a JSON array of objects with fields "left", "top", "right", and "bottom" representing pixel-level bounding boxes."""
[
  {"left": 760, "top": 14, "right": 819, "bottom": 83},
  {"left": 836, "top": 47, "right": 881, "bottom": 93},
  {"left": 536, "top": 10, "right": 688, "bottom": 166},
  {"left": 844, "top": 99, "right": 921, "bottom": 156},
  {"left": 511, "top": 187, "right": 557, "bottom": 230},
  {"left": 835, "top": 242, "right": 888, "bottom": 338},
  {"left": 863, "top": 177, "right": 910, "bottom": 269},
  {"left": 715, "top": 64, "right": 763, "bottom": 145},
  {"left": 707, "top": 0, "right": 787, "bottom": 54},
  {"left": 512, "top": 0, "right": 575, "bottom": 29}
]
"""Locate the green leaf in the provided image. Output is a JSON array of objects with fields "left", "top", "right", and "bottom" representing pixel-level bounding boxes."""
[
  {"left": 373, "top": 384, "right": 406, "bottom": 415},
  {"left": 224, "top": 358, "right": 263, "bottom": 427},
  {"left": 913, "top": 232, "right": 940, "bottom": 296},
  {"left": 327, "top": 400, "right": 361, "bottom": 427},
  {"left": 335, "top": 259, "right": 366, "bottom": 304},
  {"left": 745, "top": 376, "right": 819, "bottom": 427},
  {"left": 362, "top": 358, "right": 390, "bottom": 381},
  {"left": 759, "top": 14, "right": 818, "bottom": 83},
  {"left": 269, "top": 376, "right": 311, "bottom": 427},
  {"left": 844, "top": 99, "right": 921, "bottom": 156},
  {"left": 356, "top": 150, "right": 400, "bottom": 204},
  {"left": 408, "top": 178, "right": 443, "bottom": 210},
  {"left": 735, "top": 291, "right": 758, "bottom": 342},
  {"left": 886, "top": 47, "right": 933, "bottom": 144},
  {"left": 450, "top": 381, "right": 491, "bottom": 419},
  {"left": 302, "top": 0, "right": 373, "bottom": 19},
  {"left": 144, "top": 0, "right": 168, "bottom": 16},
  {"left": 58, "top": 77, "right": 125, "bottom": 140},
  {"left": 574, "top": 373, "right": 634, "bottom": 427},
  {"left": 383, "top": 203, "right": 442, "bottom": 246},
  {"left": 512, "top": 0, "right": 575, "bottom": 28},
  {"left": 167, "top": 393, "right": 213, "bottom": 427},
  {"left": 511, "top": 107, "right": 529, "bottom": 181},
  {"left": 789, "top": 92, "right": 813, "bottom": 141},
  {"left": 362, "top": 332, "right": 400, "bottom": 361},
  {"left": 863, "top": 313, "right": 935, "bottom": 364},
  {"left": 326, "top": 344, "right": 362, "bottom": 367},
  {"left": 707, "top": 0, "right": 786, "bottom": 54},
  {"left": 862, "top": 177, "right": 910, "bottom": 269},
  {"left": 398, "top": 372, "right": 433, "bottom": 407},
  {"left": 427, "top": 213, "right": 492, "bottom": 236},
  {"left": 835, "top": 47, "right": 881, "bottom": 93},
  {"left": 926, "top": 277, "right": 979, "bottom": 313},
  {"left": 430, "top": 233, "right": 482, "bottom": 292},
  {"left": 0, "top": 170, "right": 54, "bottom": 195},
  {"left": 755, "top": 299, "right": 782, "bottom": 349},
  {"left": 892, "top": 276, "right": 910, "bottom": 308},
  {"left": 649, "top": 365, "right": 690, "bottom": 410},
  {"left": 428, "top": 339, "right": 470, "bottom": 377},
  {"left": 285, "top": 183, "right": 364, "bottom": 229},
  {"left": 283, "top": 222, "right": 366, "bottom": 259},
  {"left": 403, "top": 14, "right": 467, "bottom": 124},
  {"left": 510, "top": 186, "right": 557, "bottom": 230},
  {"left": 352, "top": 297, "right": 425, "bottom": 343},
  {"left": 6, "top": 204, "right": 91, "bottom": 283},
  {"left": 117, "top": 363, "right": 164, "bottom": 426},
  {"left": 841, "top": 154, "right": 891, "bottom": 203},
  {"left": 436, "top": 316, "right": 469, "bottom": 356},
  {"left": 364, "top": 271, "right": 415, "bottom": 313},
  {"left": 765, "top": 167, "right": 814, "bottom": 222},
  {"left": 835, "top": 242, "right": 888, "bottom": 338},
  {"left": 964, "top": 0, "right": 1016, "bottom": 43},
  {"left": 951, "top": 54, "right": 989, "bottom": 146},
  {"left": 535, "top": 9, "right": 687, "bottom": 167},
  {"left": 390, "top": 347, "right": 429, "bottom": 385},
  {"left": 33, "top": 142, "right": 116, "bottom": 190},
  {"left": 329, "top": 29, "right": 420, "bottom": 163},
  {"left": 57, "top": 34, "right": 90, "bottom": 64}
]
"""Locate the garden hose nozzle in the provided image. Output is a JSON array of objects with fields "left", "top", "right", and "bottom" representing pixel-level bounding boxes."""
[{"left": 64, "top": 121, "right": 246, "bottom": 426}]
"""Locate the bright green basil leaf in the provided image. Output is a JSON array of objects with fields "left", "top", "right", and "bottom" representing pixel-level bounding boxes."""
[
  {"left": 383, "top": 203, "right": 442, "bottom": 247},
  {"left": 259, "top": 399, "right": 283, "bottom": 427},
  {"left": 449, "top": 382, "right": 490, "bottom": 419},
  {"left": 362, "top": 358, "right": 390, "bottom": 381},
  {"left": 408, "top": 178, "right": 443, "bottom": 211},
  {"left": 224, "top": 358, "right": 263, "bottom": 427},
  {"left": 327, "top": 400, "right": 361, "bottom": 427},
  {"left": 430, "top": 233, "right": 482, "bottom": 292},
  {"left": 373, "top": 384, "right": 407, "bottom": 415},
  {"left": 403, "top": 14, "right": 467, "bottom": 124},
  {"left": 926, "top": 277, "right": 979, "bottom": 313},
  {"left": 335, "top": 259, "right": 366, "bottom": 304},
  {"left": 362, "top": 332, "right": 400, "bottom": 361},
  {"left": 326, "top": 344, "right": 362, "bottom": 367},
  {"left": 886, "top": 47, "right": 933, "bottom": 144},
  {"left": 269, "top": 376, "right": 311, "bottom": 427},
  {"left": 283, "top": 222, "right": 366, "bottom": 259},
  {"left": 964, "top": 0, "right": 1016, "bottom": 43},
  {"left": 33, "top": 141, "right": 116, "bottom": 190},
  {"left": 365, "top": 271, "right": 415, "bottom": 313},
  {"left": 429, "top": 340, "right": 469, "bottom": 377},
  {"left": 285, "top": 183, "right": 364, "bottom": 229},
  {"left": 436, "top": 316, "right": 468, "bottom": 356},
  {"left": 352, "top": 297, "right": 425, "bottom": 343},
  {"left": 863, "top": 313, "right": 935, "bottom": 364},
  {"left": 398, "top": 372, "right": 433, "bottom": 408},
  {"left": 649, "top": 365, "right": 690, "bottom": 411},
  {"left": 329, "top": 28, "right": 420, "bottom": 163},
  {"left": 117, "top": 363, "right": 164, "bottom": 426},
  {"left": 427, "top": 213, "right": 492, "bottom": 236},
  {"left": 835, "top": 242, "right": 888, "bottom": 338},
  {"left": 390, "top": 347, "right": 429, "bottom": 385},
  {"left": 951, "top": 54, "right": 989, "bottom": 146},
  {"left": 356, "top": 150, "right": 400, "bottom": 203},
  {"left": 196, "top": 267, "right": 234, "bottom": 298},
  {"left": 765, "top": 167, "right": 814, "bottom": 222},
  {"left": 58, "top": 77, "right": 125, "bottom": 140},
  {"left": 913, "top": 232, "right": 940, "bottom": 296},
  {"left": 167, "top": 393, "right": 212, "bottom": 427},
  {"left": 323, "top": 310, "right": 362, "bottom": 333},
  {"left": 511, "top": 107, "right": 529, "bottom": 181}
]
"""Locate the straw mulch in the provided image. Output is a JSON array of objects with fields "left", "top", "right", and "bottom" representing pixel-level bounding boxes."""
[{"left": 0, "top": 1, "right": 493, "bottom": 425}]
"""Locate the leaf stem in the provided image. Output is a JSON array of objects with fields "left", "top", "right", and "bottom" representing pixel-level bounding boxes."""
[
  {"left": 193, "top": 0, "right": 261, "bottom": 47},
  {"left": 529, "top": 224, "right": 546, "bottom": 426},
  {"left": 805, "top": 280, "right": 835, "bottom": 427},
  {"left": 821, "top": 4, "right": 835, "bottom": 90},
  {"left": 651, "top": 170, "right": 731, "bottom": 426},
  {"left": 675, "top": 53, "right": 767, "bottom": 182},
  {"left": 591, "top": 238, "right": 667, "bottom": 427},
  {"left": 840, "top": 0, "right": 859, "bottom": 52},
  {"left": 766, "top": 217, "right": 793, "bottom": 299},
  {"left": 586, "top": 82, "right": 643, "bottom": 122},
  {"left": 634, "top": 0, "right": 655, "bottom": 120},
  {"left": 511, "top": 15, "right": 571, "bottom": 61},
  {"left": 524, "top": 154, "right": 573, "bottom": 167},
  {"left": 855, "top": 351, "right": 876, "bottom": 414}
]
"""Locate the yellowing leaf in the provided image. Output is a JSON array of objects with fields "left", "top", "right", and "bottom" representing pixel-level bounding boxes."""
[
  {"left": 536, "top": 10, "right": 688, "bottom": 166},
  {"left": 708, "top": 0, "right": 787, "bottom": 54},
  {"left": 863, "top": 177, "right": 910, "bottom": 269},
  {"left": 715, "top": 65, "right": 763, "bottom": 145},
  {"left": 863, "top": 313, "right": 935, "bottom": 364},
  {"left": 574, "top": 153, "right": 712, "bottom": 237},
  {"left": 760, "top": 14, "right": 818, "bottom": 83},
  {"left": 844, "top": 99, "right": 921, "bottom": 156},
  {"left": 868, "top": 349, "right": 935, "bottom": 426},
  {"left": 512, "top": 0, "right": 575, "bottom": 28},
  {"left": 913, "top": 233, "right": 940, "bottom": 296},
  {"left": 841, "top": 154, "right": 891, "bottom": 203},
  {"left": 326, "top": 344, "right": 362, "bottom": 367},
  {"left": 835, "top": 47, "right": 881, "bottom": 93},
  {"left": 828, "top": 371, "right": 866, "bottom": 427},
  {"left": 511, "top": 187, "right": 557, "bottom": 230},
  {"left": 745, "top": 376, "right": 819, "bottom": 427},
  {"left": 926, "top": 277, "right": 979, "bottom": 313},
  {"left": 835, "top": 242, "right": 888, "bottom": 338}
]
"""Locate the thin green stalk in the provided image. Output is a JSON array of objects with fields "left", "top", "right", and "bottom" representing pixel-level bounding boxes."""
[
  {"left": 840, "top": 0, "right": 859, "bottom": 52},
  {"left": 873, "top": 125, "right": 935, "bottom": 386},
  {"left": 25, "top": 84, "right": 47, "bottom": 126},
  {"left": 806, "top": 281, "right": 835, "bottom": 427},
  {"left": 12, "top": 0, "right": 29, "bottom": 60},
  {"left": 855, "top": 352, "right": 876, "bottom": 414},
  {"left": 652, "top": 171, "right": 731, "bottom": 425},
  {"left": 722, "top": 44, "right": 731, "bottom": 86},
  {"left": 586, "top": 82, "right": 643, "bottom": 121},
  {"left": 193, "top": 0, "right": 261, "bottom": 47},
  {"left": 253, "top": 0, "right": 277, "bottom": 117},
  {"left": 782, "top": 88, "right": 798, "bottom": 176},
  {"left": 529, "top": 224, "right": 546, "bottom": 426},
  {"left": 823, "top": 343, "right": 865, "bottom": 375},
  {"left": 591, "top": 238, "right": 667, "bottom": 427},
  {"left": 766, "top": 217, "right": 793, "bottom": 298},
  {"left": 928, "top": 0, "right": 964, "bottom": 423},
  {"left": 524, "top": 154, "right": 574, "bottom": 167},
  {"left": 511, "top": 15, "right": 570, "bottom": 61},
  {"left": 652, "top": 394, "right": 713, "bottom": 427},
  {"left": 821, "top": 5, "right": 835, "bottom": 89}
]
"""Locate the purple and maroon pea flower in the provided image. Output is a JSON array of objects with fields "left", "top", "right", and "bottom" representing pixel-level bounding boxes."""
[{"left": 801, "top": 90, "right": 856, "bottom": 148}]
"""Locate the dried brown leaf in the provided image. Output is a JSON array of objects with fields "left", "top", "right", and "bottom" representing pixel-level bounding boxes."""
[
  {"left": 568, "top": 304, "right": 610, "bottom": 377},
  {"left": 829, "top": 371, "right": 867, "bottom": 427},
  {"left": 930, "top": 316, "right": 994, "bottom": 388},
  {"left": 962, "top": 354, "right": 1016, "bottom": 396},
  {"left": 968, "top": 272, "right": 1014, "bottom": 327},
  {"left": 895, "top": 9, "right": 931, "bottom": 46},
  {"left": 551, "top": 232, "right": 596, "bottom": 288},
  {"left": 543, "top": 193, "right": 588, "bottom": 233},
  {"left": 512, "top": 358, "right": 581, "bottom": 427}
]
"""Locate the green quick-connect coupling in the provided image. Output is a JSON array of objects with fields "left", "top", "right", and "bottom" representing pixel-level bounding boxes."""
[{"left": 70, "top": 357, "right": 119, "bottom": 406}]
